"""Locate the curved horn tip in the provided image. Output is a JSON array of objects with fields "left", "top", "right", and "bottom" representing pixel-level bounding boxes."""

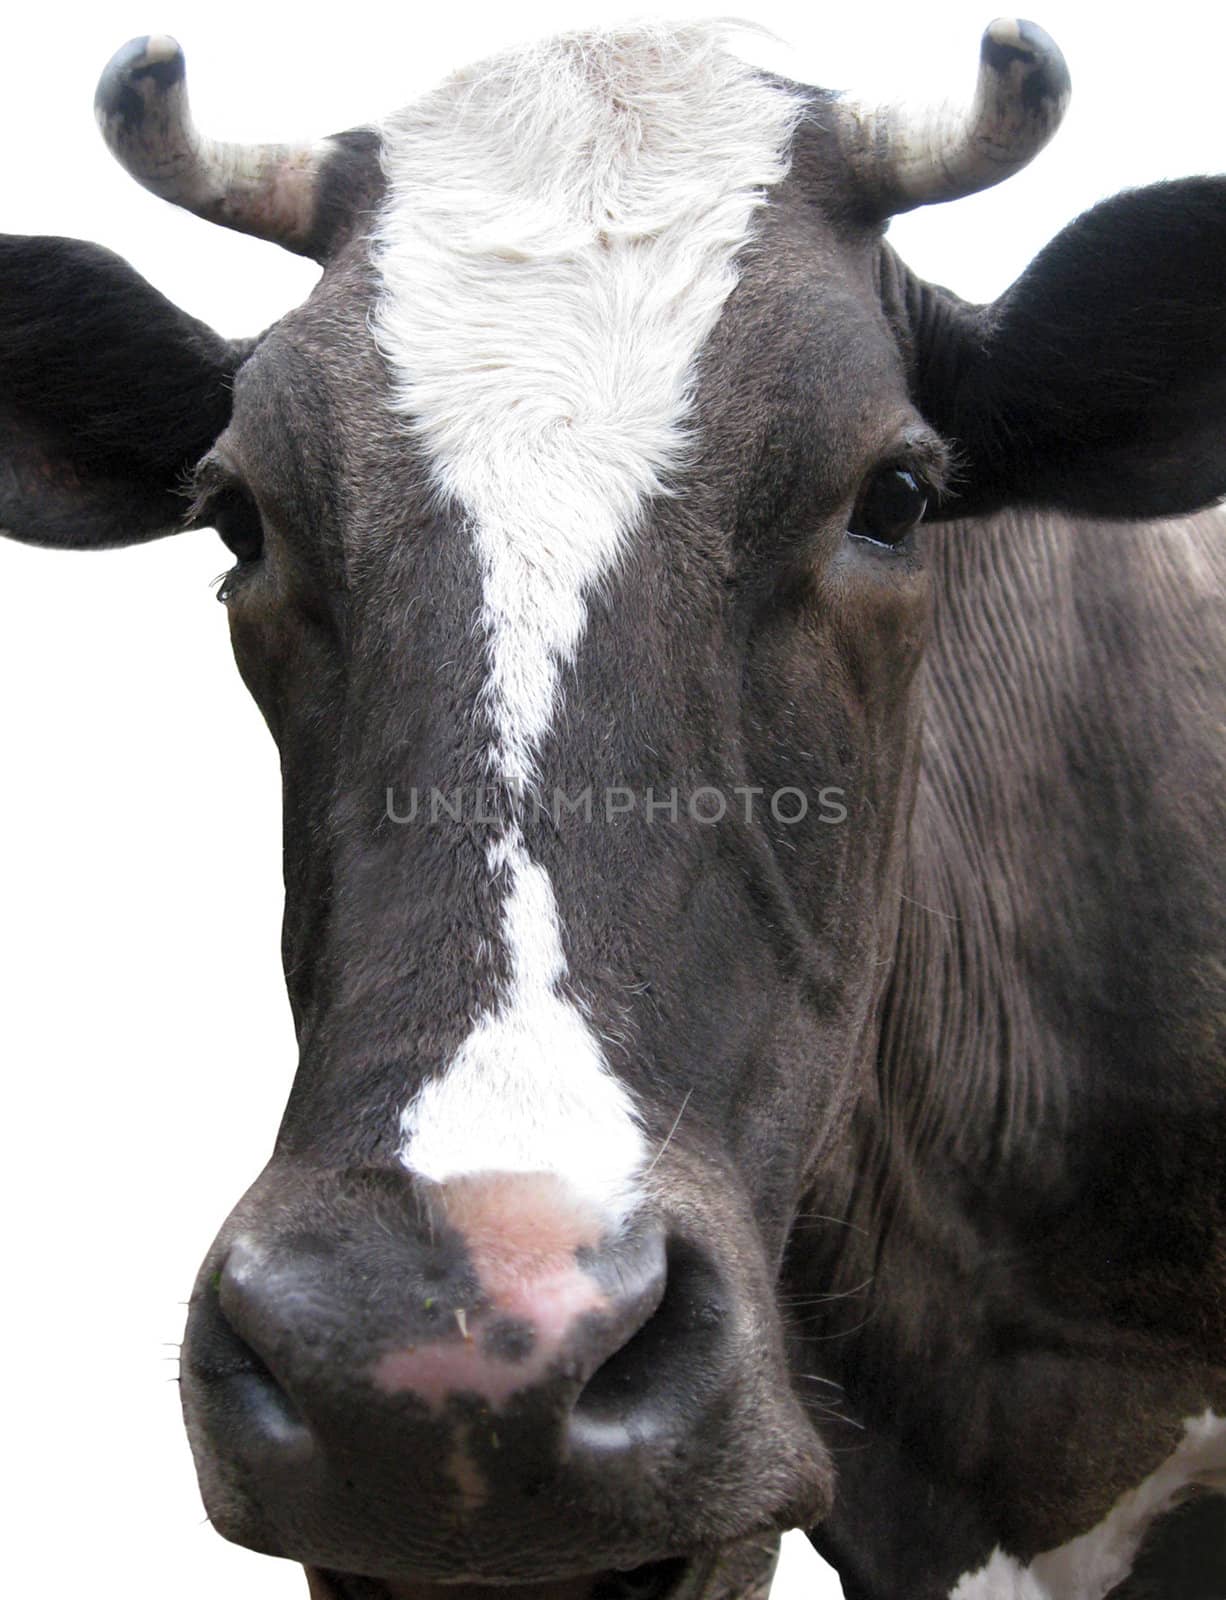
[
  {"left": 835, "top": 17, "right": 1071, "bottom": 215},
  {"left": 95, "top": 34, "right": 186, "bottom": 125},
  {"left": 94, "top": 36, "right": 189, "bottom": 150},
  {"left": 981, "top": 17, "right": 1071, "bottom": 104},
  {"left": 93, "top": 32, "right": 328, "bottom": 259}
]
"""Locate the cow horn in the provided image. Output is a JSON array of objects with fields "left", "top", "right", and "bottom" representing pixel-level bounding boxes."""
[
  {"left": 836, "top": 17, "right": 1071, "bottom": 215},
  {"left": 95, "top": 35, "right": 326, "bottom": 257}
]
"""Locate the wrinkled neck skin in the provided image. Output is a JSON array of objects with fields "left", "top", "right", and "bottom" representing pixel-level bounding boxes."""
[{"left": 793, "top": 506, "right": 1226, "bottom": 1597}]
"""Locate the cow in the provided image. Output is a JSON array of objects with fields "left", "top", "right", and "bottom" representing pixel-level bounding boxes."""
[{"left": 1, "top": 15, "right": 1223, "bottom": 1600}]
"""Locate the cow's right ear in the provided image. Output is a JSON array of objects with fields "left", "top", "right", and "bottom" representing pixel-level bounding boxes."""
[{"left": 0, "top": 235, "right": 246, "bottom": 548}]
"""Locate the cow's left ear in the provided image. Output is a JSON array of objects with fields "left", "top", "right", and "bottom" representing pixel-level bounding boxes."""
[
  {"left": 904, "top": 177, "right": 1226, "bottom": 520},
  {"left": 0, "top": 234, "right": 247, "bottom": 549}
]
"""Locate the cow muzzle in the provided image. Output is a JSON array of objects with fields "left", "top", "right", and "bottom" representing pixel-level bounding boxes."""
[{"left": 180, "top": 1166, "right": 829, "bottom": 1591}]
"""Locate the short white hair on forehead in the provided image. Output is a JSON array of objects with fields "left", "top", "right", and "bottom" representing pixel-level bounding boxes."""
[{"left": 372, "top": 22, "right": 805, "bottom": 1220}]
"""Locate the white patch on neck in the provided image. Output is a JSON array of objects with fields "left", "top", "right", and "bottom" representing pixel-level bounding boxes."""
[
  {"left": 949, "top": 1410, "right": 1226, "bottom": 1600},
  {"left": 371, "top": 26, "right": 802, "bottom": 1219}
]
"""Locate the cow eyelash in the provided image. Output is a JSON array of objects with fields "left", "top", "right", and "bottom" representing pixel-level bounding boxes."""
[
  {"left": 210, "top": 484, "right": 265, "bottom": 566},
  {"left": 847, "top": 436, "right": 953, "bottom": 550},
  {"left": 188, "top": 459, "right": 266, "bottom": 600},
  {"left": 214, "top": 562, "right": 254, "bottom": 606},
  {"left": 848, "top": 464, "right": 932, "bottom": 548}
]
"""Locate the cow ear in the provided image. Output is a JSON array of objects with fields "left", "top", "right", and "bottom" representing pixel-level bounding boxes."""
[
  {"left": 0, "top": 235, "right": 245, "bottom": 548},
  {"left": 909, "top": 178, "right": 1226, "bottom": 521}
]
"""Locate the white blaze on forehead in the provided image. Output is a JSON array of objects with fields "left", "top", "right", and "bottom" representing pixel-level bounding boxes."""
[
  {"left": 371, "top": 24, "right": 802, "bottom": 1219},
  {"left": 949, "top": 1410, "right": 1226, "bottom": 1600}
]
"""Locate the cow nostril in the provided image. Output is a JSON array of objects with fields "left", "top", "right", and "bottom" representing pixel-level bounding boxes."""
[
  {"left": 221, "top": 1365, "right": 315, "bottom": 1464},
  {"left": 187, "top": 1258, "right": 316, "bottom": 1466},
  {"left": 572, "top": 1239, "right": 727, "bottom": 1449}
]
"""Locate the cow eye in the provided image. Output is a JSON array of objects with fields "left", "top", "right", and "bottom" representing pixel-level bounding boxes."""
[
  {"left": 849, "top": 467, "right": 928, "bottom": 548},
  {"left": 212, "top": 486, "right": 264, "bottom": 566}
]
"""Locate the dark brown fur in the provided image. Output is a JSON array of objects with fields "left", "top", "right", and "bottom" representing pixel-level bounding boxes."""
[{"left": 1, "top": 64, "right": 1224, "bottom": 1600}]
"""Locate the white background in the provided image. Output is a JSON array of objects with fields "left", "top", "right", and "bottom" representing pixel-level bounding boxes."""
[{"left": 0, "top": 3, "right": 1221, "bottom": 1597}]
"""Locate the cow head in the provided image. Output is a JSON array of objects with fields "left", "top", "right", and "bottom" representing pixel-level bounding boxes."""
[{"left": 3, "top": 20, "right": 1225, "bottom": 1600}]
